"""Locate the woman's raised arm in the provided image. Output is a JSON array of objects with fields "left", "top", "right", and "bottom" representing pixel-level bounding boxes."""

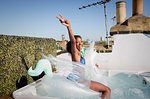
[{"left": 56, "top": 13, "right": 77, "bottom": 54}]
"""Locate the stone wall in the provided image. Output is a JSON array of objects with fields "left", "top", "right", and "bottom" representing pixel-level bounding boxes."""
[{"left": 0, "top": 35, "right": 56, "bottom": 96}]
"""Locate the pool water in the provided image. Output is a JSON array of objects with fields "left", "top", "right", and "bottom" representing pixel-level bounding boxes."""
[
  {"left": 14, "top": 54, "right": 150, "bottom": 99},
  {"left": 37, "top": 72, "right": 150, "bottom": 99},
  {"left": 13, "top": 72, "right": 150, "bottom": 99},
  {"left": 106, "top": 73, "right": 150, "bottom": 99}
]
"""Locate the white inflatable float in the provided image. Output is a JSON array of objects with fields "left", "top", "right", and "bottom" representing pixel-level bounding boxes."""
[{"left": 13, "top": 54, "right": 102, "bottom": 99}]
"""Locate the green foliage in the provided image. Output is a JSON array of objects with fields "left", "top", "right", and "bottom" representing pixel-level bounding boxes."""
[
  {"left": 96, "top": 41, "right": 108, "bottom": 46},
  {"left": 83, "top": 41, "right": 88, "bottom": 45},
  {"left": 0, "top": 35, "right": 56, "bottom": 96},
  {"left": 56, "top": 40, "right": 62, "bottom": 43},
  {"left": 52, "top": 65, "right": 57, "bottom": 72},
  {"left": 56, "top": 46, "right": 63, "bottom": 50}
]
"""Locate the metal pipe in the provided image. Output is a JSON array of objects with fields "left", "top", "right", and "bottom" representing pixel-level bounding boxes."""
[{"left": 104, "top": 3, "right": 109, "bottom": 46}]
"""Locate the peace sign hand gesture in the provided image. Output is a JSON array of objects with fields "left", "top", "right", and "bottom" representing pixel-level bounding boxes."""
[{"left": 56, "top": 13, "right": 70, "bottom": 27}]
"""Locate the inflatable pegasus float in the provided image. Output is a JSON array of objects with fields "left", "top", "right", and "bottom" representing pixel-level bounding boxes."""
[{"left": 13, "top": 33, "right": 150, "bottom": 99}]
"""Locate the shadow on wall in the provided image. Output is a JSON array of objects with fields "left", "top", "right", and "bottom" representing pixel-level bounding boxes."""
[{"left": 15, "top": 56, "right": 45, "bottom": 90}]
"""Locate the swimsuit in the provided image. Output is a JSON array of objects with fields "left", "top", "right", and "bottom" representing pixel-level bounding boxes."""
[
  {"left": 67, "top": 56, "right": 91, "bottom": 88},
  {"left": 67, "top": 56, "right": 86, "bottom": 82},
  {"left": 67, "top": 73, "right": 82, "bottom": 82},
  {"left": 81, "top": 47, "right": 87, "bottom": 58},
  {"left": 80, "top": 56, "right": 86, "bottom": 65}
]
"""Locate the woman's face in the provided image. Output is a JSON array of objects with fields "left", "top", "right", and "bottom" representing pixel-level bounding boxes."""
[{"left": 76, "top": 37, "right": 83, "bottom": 51}]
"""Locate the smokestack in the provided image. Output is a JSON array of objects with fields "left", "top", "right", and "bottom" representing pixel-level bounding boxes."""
[
  {"left": 110, "top": 0, "right": 150, "bottom": 36},
  {"left": 116, "top": 1, "right": 126, "bottom": 24},
  {"left": 132, "top": 0, "right": 143, "bottom": 16}
]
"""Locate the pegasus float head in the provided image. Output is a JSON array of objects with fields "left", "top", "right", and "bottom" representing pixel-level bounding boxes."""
[{"left": 28, "top": 59, "right": 53, "bottom": 77}]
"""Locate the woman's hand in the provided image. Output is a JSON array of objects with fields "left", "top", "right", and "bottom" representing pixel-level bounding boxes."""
[{"left": 56, "top": 13, "right": 70, "bottom": 27}]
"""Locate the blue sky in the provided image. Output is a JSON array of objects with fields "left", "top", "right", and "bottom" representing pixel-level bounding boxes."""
[{"left": 0, "top": 0, "right": 150, "bottom": 41}]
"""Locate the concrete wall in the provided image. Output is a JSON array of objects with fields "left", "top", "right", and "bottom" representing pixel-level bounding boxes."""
[
  {"left": 95, "top": 34, "right": 150, "bottom": 72},
  {"left": 0, "top": 35, "right": 56, "bottom": 96}
]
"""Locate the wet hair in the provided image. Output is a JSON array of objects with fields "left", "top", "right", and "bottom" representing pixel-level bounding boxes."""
[
  {"left": 67, "top": 41, "right": 71, "bottom": 54},
  {"left": 66, "top": 35, "right": 82, "bottom": 54},
  {"left": 74, "top": 35, "right": 82, "bottom": 40}
]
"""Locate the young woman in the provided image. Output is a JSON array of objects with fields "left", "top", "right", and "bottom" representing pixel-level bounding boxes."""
[{"left": 56, "top": 13, "right": 111, "bottom": 99}]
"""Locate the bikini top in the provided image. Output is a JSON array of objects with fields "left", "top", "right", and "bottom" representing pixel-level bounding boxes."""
[{"left": 80, "top": 56, "right": 86, "bottom": 65}]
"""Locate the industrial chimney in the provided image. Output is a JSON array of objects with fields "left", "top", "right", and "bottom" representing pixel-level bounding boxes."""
[
  {"left": 132, "top": 0, "right": 143, "bottom": 16},
  {"left": 116, "top": 1, "right": 126, "bottom": 25}
]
